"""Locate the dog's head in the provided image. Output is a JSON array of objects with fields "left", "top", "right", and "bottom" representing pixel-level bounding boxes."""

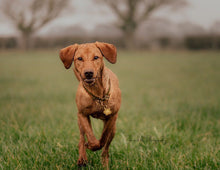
[{"left": 59, "top": 42, "right": 117, "bottom": 85}]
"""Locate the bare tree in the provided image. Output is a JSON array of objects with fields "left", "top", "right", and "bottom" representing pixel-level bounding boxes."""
[
  {"left": 211, "top": 21, "right": 220, "bottom": 35},
  {"left": 100, "top": 0, "right": 187, "bottom": 49},
  {"left": 1, "top": 0, "right": 70, "bottom": 49}
]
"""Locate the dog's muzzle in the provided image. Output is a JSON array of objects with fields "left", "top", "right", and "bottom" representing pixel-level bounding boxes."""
[{"left": 84, "top": 71, "right": 95, "bottom": 84}]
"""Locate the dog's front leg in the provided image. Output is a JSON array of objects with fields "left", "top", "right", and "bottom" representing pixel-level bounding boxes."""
[
  {"left": 77, "top": 113, "right": 101, "bottom": 151},
  {"left": 100, "top": 114, "right": 118, "bottom": 168},
  {"left": 77, "top": 113, "right": 88, "bottom": 166}
]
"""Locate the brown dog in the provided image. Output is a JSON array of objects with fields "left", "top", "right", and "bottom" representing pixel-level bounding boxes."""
[{"left": 59, "top": 42, "right": 121, "bottom": 167}]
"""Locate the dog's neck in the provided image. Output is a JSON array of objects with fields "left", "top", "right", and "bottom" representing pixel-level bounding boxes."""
[{"left": 82, "top": 67, "right": 110, "bottom": 98}]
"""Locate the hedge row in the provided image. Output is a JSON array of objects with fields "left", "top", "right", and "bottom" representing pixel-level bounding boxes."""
[
  {"left": 0, "top": 37, "right": 17, "bottom": 49},
  {"left": 0, "top": 35, "right": 220, "bottom": 50},
  {"left": 184, "top": 35, "right": 220, "bottom": 50}
]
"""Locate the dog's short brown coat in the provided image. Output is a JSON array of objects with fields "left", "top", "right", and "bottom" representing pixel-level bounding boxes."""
[{"left": 60, "top": 42, "right": 121, "bottom": 167}]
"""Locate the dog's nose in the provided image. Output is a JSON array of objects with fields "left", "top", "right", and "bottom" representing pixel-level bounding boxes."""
[{"left": 84, "top": 71, "right": 94, "bottom": 79}]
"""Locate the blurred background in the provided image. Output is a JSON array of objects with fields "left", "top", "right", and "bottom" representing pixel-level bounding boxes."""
[
  {"left": 1, "top": 1, "right": 220, "bottom": 169},
  {"left": 0, "top": 0, "right": 220, "bottom": 50}
]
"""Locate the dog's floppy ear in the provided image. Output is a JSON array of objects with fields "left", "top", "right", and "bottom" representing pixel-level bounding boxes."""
[
  {"left": 59, "top": 44, "right": 78, "bottom": 69},
  {"left": 95, "top": 42, "right": 117, "bottom": 64}
]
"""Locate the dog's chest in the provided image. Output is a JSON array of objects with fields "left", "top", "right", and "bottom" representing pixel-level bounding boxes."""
[
  {"left": 76, "top": 79, "right": 120, "bottom": 119},
  {"left": 80, "top": 97, "right": 115, "bottom": 119}
]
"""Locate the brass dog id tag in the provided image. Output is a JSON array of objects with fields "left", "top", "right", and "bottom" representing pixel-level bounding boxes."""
[{"left": 103, "top": 107, "right": 112, "bottom": 116}]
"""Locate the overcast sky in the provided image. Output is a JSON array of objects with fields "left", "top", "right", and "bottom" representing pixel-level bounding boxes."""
[{"left": 0, "top": 0, "right": 219, "bottom": 36}]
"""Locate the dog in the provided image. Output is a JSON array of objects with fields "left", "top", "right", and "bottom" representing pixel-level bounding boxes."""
[{"left": 59, "top": 42, "right": 121, "bottom": 167}]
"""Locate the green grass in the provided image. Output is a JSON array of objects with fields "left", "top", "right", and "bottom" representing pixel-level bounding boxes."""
[{"left": 0, "top": 49, "right": 220, "bottom": 169}]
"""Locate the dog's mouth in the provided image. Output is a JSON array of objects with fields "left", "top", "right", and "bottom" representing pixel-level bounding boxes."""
[{"left": 83, "top": 78, "right": 96, "bottom": 85}]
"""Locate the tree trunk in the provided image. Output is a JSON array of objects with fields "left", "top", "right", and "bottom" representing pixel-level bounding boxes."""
[
  {"left": 20, "top": 32, "right": 31, "bottom": 50},
  {"left": 123, "top": 29, "right": 136, "bottom": 49}
]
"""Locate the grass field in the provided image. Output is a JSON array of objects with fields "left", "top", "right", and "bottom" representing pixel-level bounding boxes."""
[{"left": 0, "top": 49, "right": 220, "bottom": 169}]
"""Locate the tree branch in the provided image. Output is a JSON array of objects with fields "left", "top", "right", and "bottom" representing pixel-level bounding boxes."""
[
  {"left": 104, "top": 0, "right": 126, "bottom": 21},
  {"left": 138, "top": 0, "right": 169, "bottom": 23}
]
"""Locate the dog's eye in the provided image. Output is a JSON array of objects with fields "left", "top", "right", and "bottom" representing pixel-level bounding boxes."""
[
  {"left": 77, "top": 57, "right": 83, "bottom": 61},
  {"left": 94, "top": 56, "right": 99, "bottom": 60}
]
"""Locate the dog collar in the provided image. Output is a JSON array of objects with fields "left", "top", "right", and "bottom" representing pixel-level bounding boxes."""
[{"left": 82, "top": 79, "right": 111, "bottom": 102}]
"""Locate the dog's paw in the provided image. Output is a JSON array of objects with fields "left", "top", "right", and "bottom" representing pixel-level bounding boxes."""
[
  {"left": 77, "top": 157, "right": 88, "bottom": 167},
  {"left": 85, "top": 140, "right": 102, "bottom": 151}
]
